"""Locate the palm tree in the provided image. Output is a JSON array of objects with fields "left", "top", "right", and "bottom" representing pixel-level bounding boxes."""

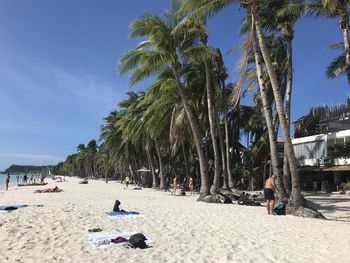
[
  {"left": 119, "top": 8, "right": 211, "bottom": 196},
  {"left": 245, "top": 0, "right": 302, "bottom": 206},
  {"left": 175, "top": 15, "right": 221, "bottom": 195},
  {"left": 249, "top": 25, "right": 289, "bottom": 198}
]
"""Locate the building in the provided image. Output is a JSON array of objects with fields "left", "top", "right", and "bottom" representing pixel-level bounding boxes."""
[{"left": 292, "top": 98, "right": 350, "bottom": 191}]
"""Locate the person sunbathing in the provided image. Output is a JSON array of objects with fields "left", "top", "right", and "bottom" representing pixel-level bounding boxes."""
[
  {"left": 238, "top": 192, "right": 253, "bottom": 205},
  {"left": 34, "top": 186, "right": 62, "bottom": 193}
]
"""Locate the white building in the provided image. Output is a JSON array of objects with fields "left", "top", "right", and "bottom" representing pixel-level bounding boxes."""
[
  {"left": 291, "top": 129, "right": 350, "bottom": 191},
  {"left": 292, "top": 129, "right": 350, "bottom": 167}
]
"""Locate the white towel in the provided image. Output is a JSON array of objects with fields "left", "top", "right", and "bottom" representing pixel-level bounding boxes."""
[
  {"left": 108, "top": 214, "right": 144, "bottom": 219},
  {"left": 88, "top": 231, "right": 152, "bottom": 249}
]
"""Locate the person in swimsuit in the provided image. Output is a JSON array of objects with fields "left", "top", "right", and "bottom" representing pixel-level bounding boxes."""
[
  {"left": 264, "top": 175, "right": 277, "bottom": 215},
  {"left": 189, "top": 177, "right": 194, "bottom": 196}
]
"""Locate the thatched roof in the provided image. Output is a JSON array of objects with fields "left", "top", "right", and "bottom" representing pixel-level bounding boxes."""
[{"left": 308, "top": 97, "right": 350, "bottom": 122}]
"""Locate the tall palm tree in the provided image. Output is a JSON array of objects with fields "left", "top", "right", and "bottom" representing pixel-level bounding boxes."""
[
  {"left": 176, "top": 16, "right": 222, "bottom": 195},
  {"left": 249, "top": 25, "right": 288, "bottom": 198},
  {"left": 119, "top": 8, "right": 210, "bottom": 196},
  {"left": 246, "top": 0, "right": 302, "bottom": 206}
]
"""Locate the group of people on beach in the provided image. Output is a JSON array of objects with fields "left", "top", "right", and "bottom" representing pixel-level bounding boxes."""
[
  {"left": 4, "top": 173, "right": 47, "bottom": 191},
  {"left": 172, "top": 176, "right": 194, "bottom": 196}
]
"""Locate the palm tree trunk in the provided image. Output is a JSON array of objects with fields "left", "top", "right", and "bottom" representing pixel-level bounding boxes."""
[
  {"left": 251, "top": 27, "right": 288, "bottom": 199},
  {"left": 147, "top": 149, "right": 158, "bottom": 188},
  {"left": 155, "top": 139, "right": 165, "bottom": 189},
  {"left": 204, "top": 59, "right": 220, "bottom": 195},
  {"left": 181, "top": 143, "right": 190, "bottom": 181},
  {"left": 218, "top": 119, "right": 229, "bottom": 190},
  {"left": 253, "top": 13, "right": 303, "bottom": 207},
  {"left": 220, "top": 79, "right": 232, "bottom": 189},
  {"left": 341, "top": 14, "right": 350, "bottom": 86},
  {"left": 283, "top": 36, "right": 294, "bottom": 195},
  {"left": 224, "top": 88, "right": 234, "bottom": 188},
  {"left": 173, "top": 68, "right": 209, "bottom": 196}
]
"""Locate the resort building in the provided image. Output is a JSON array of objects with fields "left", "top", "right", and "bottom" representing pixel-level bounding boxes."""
[{"left": 292, "top": 98, "right": 350, "bottom": 191}]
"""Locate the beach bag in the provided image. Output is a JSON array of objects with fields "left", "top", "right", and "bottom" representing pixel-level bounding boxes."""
[
  {"left": 274, "top": 203, "right": 286, "bottom": 215},
  {"left": 128, "top": 233, "right": 147, "bottom": 249}
]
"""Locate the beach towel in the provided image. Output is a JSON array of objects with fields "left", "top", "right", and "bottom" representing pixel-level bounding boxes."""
[
  {"left": 88, "top": 231, "right": 152, "bottom": 249},
  {"left": 106, "top": 211, "right": 143, "bottom": 219},
  {"left": 0, "top": 205, "right": 28, "bottom": 212}
]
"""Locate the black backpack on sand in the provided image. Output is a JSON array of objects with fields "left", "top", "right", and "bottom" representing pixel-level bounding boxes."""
[{"left": 128, "top": 233, "right": 147, "bottom": 249}]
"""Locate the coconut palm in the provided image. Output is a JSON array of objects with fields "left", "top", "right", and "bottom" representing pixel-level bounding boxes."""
[
  {"left": 119, "top": 7, "right": 211, "bottom": 196},
  {"left": 245, "top": 1, "right": 302, "bottom": 206}
]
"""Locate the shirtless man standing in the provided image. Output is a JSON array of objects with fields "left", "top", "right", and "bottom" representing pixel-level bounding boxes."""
[{"left": 264, "top": 175, "right": 277, "bottom": 215}]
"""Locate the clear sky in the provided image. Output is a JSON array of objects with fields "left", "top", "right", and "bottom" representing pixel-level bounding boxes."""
[{"left": 0, "top": 0, "right": 349, "bottom": 170}]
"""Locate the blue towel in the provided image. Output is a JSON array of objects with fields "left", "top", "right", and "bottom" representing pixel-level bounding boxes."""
[{"left": 106, "top": 211, "right": 140, "bottom": 216}]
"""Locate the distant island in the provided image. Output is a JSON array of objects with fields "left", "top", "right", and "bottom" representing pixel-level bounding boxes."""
[{"left": 5, "top": 165, "right": 54, "bottom": 174}]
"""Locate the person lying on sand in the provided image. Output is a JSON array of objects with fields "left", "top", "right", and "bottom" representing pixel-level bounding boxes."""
[{"left": 34, "top": 186, "right": 63, "bottom": 193}]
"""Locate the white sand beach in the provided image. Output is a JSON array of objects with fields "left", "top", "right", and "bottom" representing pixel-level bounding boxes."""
[{"left": 1, "top": 178, "right": 350, "bottom": 263}]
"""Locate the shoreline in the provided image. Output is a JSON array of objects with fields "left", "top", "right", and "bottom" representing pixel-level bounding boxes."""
[{"left": 1, "top": 177, "right": 350, "bottom": 262}]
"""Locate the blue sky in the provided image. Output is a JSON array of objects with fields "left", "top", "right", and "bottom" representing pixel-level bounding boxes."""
[{"left": 0, "top": 1, "right": 349, "bottom": 170}]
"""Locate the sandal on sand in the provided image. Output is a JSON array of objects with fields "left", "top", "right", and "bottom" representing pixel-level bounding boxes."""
[{"left": 88, "top": 228, "right": 102, "bottom": 232}]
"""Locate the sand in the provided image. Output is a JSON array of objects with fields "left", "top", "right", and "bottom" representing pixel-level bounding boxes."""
[{"left": 1, "top": 177, "right": 350, "bottom": 263}]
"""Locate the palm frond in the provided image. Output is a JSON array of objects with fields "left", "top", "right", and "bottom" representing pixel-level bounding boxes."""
[{"left": 326, "top": 52, "right": 346, "bottom": 79}]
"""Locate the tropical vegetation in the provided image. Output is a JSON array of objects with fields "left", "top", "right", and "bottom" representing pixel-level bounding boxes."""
[{"left": 53, "top": 0, "right": 349, "bottom": 216}]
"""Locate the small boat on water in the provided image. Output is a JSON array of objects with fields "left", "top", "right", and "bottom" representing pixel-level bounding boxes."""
[{"left": 18, "top": 183, "right": 48, "bottom": 187}]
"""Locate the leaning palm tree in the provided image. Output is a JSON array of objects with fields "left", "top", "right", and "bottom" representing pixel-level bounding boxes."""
[
  {"left": 174, "top": 15, "right": 222, "bottom": 195},
  {"left": 119, "top": 8, "right": 211, "bottom": 196}
]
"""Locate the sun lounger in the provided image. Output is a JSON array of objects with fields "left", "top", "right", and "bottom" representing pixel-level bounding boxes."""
[
  {"left": 106, "top": 211, "right": 143, "bottom": 219},
  {"left": 88, "top": 231, "right": 151, "bottom": 249}
]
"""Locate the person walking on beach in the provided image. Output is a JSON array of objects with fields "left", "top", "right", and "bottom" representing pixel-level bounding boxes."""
[
  {"left": 264, "top": 175, "right": 277, "bottom": 215},
  {"left": 6, "top": 173, "right": 10, "bottom": 190},
  {"left": 173, "top": 176, "right": 177, "bottom": 195},
  {"left": 189, "top": 176, "right": 194, "bottom": 196}
]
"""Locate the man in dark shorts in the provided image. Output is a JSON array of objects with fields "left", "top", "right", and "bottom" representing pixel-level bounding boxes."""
[
  {"left": 264, "top": 175, "right": 277, "bottom": 215},
  {"left": 6, "top": 173, "right": 10, "bottom": 190}
]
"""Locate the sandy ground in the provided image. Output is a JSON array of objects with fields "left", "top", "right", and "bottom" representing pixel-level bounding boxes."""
[{"left": 1, "top": 177, "right": 350, "bottom": 263}]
